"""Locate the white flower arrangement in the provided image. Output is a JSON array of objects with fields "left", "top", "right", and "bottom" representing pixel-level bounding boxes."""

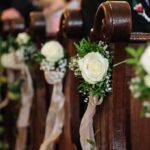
[
  {"left": 69, "top": 39, "right": 112, "bottom": 101},
  {"left": 0, "top": 33, "right": 37, "bottom": 69},
  {"left": 15, "top": 32, "right": 37, "bottom": 63},
  {"left": 126, "top": 45, "right": 150, "bottom": 117},
  {"left": 37, "top": 41, "right": 67, "bottom": 81}
]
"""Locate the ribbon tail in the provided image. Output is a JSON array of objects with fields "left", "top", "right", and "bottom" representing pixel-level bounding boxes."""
[
  {"left": 79, "top": 102, "right": 96, "bottom": 150},
  {"left": 40, "top": 82, "right": 65, "bottom": 150},
  {"left": 80, "top": 96, "right": 103, "bottom": 150},
  {"left": 15, "top": 128, "right": 27, "bottom": 150},
  {"left": 15, "top": 65, "right": 34, "bottom": 150}
]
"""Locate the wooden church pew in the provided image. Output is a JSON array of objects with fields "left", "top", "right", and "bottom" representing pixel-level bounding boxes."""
[{"left": 91, "top": 1, "right": 150, "bottom": 150}]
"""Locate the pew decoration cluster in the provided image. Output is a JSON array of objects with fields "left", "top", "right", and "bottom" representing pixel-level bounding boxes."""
[
  {"left": 35, "top": 41, "right": 67, "bottom": 150},
  {"left": 69, "top": 39, "right": 112, "bottom": 150},
  {"left": 0, "top": 32, "right": 37, "bottom": 150},
  {"left": 69, "top": 39, "right": 112, "bottom": 101},
  {"left": 126, "top": 45, "right": 150, "bottom": 118}
]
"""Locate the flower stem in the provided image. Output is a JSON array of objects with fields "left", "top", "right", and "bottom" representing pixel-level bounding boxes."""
[{"left": 113, "top": 60, "right": 127, "bottom": 67}]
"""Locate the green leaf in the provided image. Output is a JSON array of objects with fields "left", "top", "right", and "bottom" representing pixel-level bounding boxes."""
[
  {"left": 0, "top": 115, "right": 3, "bottom": 122},
  {"left": 0, "top": 77, "right": 7, "bottom": 84},
  {"left": 0, "top": 127, "right": 5, "bottom": 135},
  {"left": 3, "top": 142, "right": 9, "bottom": 149},
  {"left": 0, "top": 142, "right": 3, "bottom": 149},
  {"left": 126, "top": 58, "right": 138, "bottom": 64},
  {"left": 34, "top": 52, "right": 45, "bottom": 63},
  {"left": 137, "top": 45, "right": 144, "bottom": 57},
  {"left": 126, "top": 47, "right": 137, "bottom": 57},
  {"left": 86, "top": 139, "right": 96, "bottom": 146}
]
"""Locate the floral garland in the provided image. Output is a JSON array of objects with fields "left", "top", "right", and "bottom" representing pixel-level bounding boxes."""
[
  {"left": 69, "top": 39, "right": 112, "bottom": 150},
  {"left": 0, "top": 32, "right": 36, "bottom": 150},
  {"left": 35, "top": 40, "right": 67, "bottom": 150},
  {"left": 126, "top": 45, "right": 150, "bottom": 118}
]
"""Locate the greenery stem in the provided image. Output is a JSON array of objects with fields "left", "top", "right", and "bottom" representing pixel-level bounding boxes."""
[{"left": 113, "top": 60, "right": 127, "bottom": 67}]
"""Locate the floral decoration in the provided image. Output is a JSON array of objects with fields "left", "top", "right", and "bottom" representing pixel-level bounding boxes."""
[
  {"left": 69, "top": 39, "right": 112, "bottom": 102},
  {"left": 36, "top": 40, "right": 67, "bottom": 80},
  {"left": 35, "top": 40, "right": 67, "bottom": 150},
  {"left": 126, "top": 45, "right": 150, "bottom": 117}
]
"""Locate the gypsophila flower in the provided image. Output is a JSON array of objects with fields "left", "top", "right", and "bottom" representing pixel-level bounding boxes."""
[{"left": 40, "top": 60, "right": 55, "bottom": 71}]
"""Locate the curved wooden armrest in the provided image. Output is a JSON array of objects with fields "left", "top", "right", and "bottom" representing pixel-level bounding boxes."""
[
  {"left": 90, "top": 1, "right": 132, "bottom": 42},
  {"left": 29, "top": 12, "right": 46, "bottom": 36},
  {"left": 2, "top": 17, "right": 25, "bottom": 35},
  {"left": 10, "top": 17, "right": 25, "bottom": 34},
  {"left": 2, "top": 20, "right": 11, "bottom": 34},
  {"left": 59, "top": 9, "right": 83, "bottom": 38}
]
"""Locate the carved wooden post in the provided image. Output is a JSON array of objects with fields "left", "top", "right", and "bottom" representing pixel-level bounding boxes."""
[
  {"left": 28, "top": 12, "right": 47, "bottom": 150},
  {"left": 91, "top": 1, "right": 150, "bottom": 150},
  {"left": 1, "top": 20, "right": 11, "bottom": 36},
  {"left": 2, "top": 17, "right": 25, "bottom": 37},
  {"left": 29, "top": 12, "right": 46, "bottom": 43},
  {"left": 10, "top": 18, "right": 25, "bottom": 35},
  {"left": 58, "top": 9, "right": 83, "bottom": 149}
]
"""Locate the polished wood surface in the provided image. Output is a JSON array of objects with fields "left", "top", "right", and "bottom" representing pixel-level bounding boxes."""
[{"left": 1, "top": 1, "right": 150, "bottom": 150}]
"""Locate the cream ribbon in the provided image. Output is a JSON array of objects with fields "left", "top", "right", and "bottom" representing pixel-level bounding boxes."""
[
  {"left": 80, "top": 95, "right": 103, "bottom": 150},
  {"left": 40, "top": 71, "right": 65, "bottom": 150},
  {"left": 15, "top": 65, "right": 34, "bottom": 150}
]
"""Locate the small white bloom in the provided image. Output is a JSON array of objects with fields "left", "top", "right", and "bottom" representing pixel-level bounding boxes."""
[
  {"left": 143, "top": 101, "right": 150, "bottom": 107},
  {"left": 144, "top": 75, "right": 150, "bottom": 87},
  {"left": 140, "top": 45, "right": 150, "bottom": 74},
  {"left": 78, "top": 52, "right": 109, "bottom": 84},
  {"left": 16, "top": 32, "right": 30, "bottom": 45},
  {"left": 1, "top": 51, "right": 22, "bottom": 69},
  {"left": 145, "top": 113, "right": 150, "bottom": 118},
  {"left": 41, "top": 41, "right": 64, "bottom": 63}
]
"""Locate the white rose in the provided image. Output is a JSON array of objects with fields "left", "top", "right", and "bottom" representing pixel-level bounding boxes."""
[
  {"left": 78, "top": 52, "right": 109, "bottom": 84},
  {"left": 140, "top": 45, "right": 150, "bottom": 74},
  {"left": 16, "top": 32, "right": 30, "bottom": 45},
  {"left": 41, "top": 41, "right": 64, "bottom": 63},
  {"left": 1, "top": 51, "right": 17, "bottom": 68},
  {"left": 144, "top": 75, "right": 150, "bottom": 87}
]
